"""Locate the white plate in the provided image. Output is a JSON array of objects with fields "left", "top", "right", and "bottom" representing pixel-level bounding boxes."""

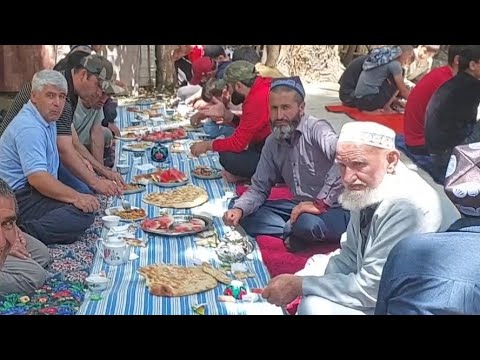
[
  {"left": 105, "top": 206, "right": 147, "bottom": 222},
  {"left": 123, "top": 184, "right": 146, "bottom": 195},
  {"left": 191, "top": 167, "right": 222, "bottom": 180},
  {"left": 152, "top": 179, "right": 189, "bottom": 188},
  {"left": 122, "top": 143, "right": 153, "bottom": 152},
  {"left": 115, "top": 136, "right": 140, "bottom": 142}
]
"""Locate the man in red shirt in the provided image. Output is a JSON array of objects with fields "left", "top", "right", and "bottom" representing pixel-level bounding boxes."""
[
  {"left": 190, "top": 61, "right": 272, "bottom": 181},
  {"left": 188, "top": 45, "right": 204, "bottom": 63},
  {"left": 404, "top": 46, "right": 465, "bottom": 155}
]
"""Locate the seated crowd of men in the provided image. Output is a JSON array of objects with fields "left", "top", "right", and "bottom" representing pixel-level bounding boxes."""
[
  {"left": 339, "top": 45, "right": 480, "bottom": 182},
  {"left": 0, "top": 44, "right": 479, "bottom": 315}
]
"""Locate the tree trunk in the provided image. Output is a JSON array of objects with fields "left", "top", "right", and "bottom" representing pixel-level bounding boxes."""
[
  {"left": 341, "top": 45, "right": 356, "bottom": 66},
  {"left": 265, "top": 45, "right": 281, "bottom": 67},
  {"left": 276, "top": 45, "right": 345, "bottom": 83},
  {"left": 155, "top": 45, "right": 176, "bottom": 93}
]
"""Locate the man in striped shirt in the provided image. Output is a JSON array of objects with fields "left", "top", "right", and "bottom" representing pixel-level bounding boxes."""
[{"left": 0, "top": 55, "right": 124, "bottom": 197}]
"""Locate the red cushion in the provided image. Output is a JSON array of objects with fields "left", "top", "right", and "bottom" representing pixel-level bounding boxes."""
[
  {"left": 236, "top": 184, "right": 293, "bottom": 200},
  {"left": 256, "top": 235, "right": 339, "bottom": 278}
]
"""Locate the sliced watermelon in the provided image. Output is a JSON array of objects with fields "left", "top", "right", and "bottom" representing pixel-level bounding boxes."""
[
  {"left": 167, "top": 168, "right": 188, "bottom": 182},
  {"left": 190, "top": 218, "right": 206, "bottom": 228},
  {"left": 173, "top": 223, "right": 194, "bottom": 233},
  {"left": 156, "top": 214, "right": 175, "bottom": 229},
  {"left": 142, "top": 219, "right": 161, "bottom": 230}
]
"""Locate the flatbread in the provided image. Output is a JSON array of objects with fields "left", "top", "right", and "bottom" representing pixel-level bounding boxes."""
[
  {"left": 124, "top": 238, "right": 146, "bottom": 247},
  {"left": 201, "top": 262, "right": 231, "bottom": 285},
  {"left": 143, "top": 185, "right": 208, "bottom": 209},
  {"left": 138, "top": 264, "right": 218, "bottom": 297}
]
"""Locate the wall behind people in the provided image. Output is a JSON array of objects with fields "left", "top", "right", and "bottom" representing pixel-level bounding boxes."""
[
  {"left": 0, "top": 45, "right": 57, "bottom": 92},
  {"left": 100, "top": 45, "right": 142, "bottom": 95}
]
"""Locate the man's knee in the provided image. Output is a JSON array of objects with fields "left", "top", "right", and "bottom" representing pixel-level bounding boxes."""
[
  {"left": 239, "top": 214, "right": 258, "bottom": 237},
  {"left": 298, "top": 295, "right": 368, "bottom": 315},
  {"left": 219, "top": 152, "right": 235, "bottom": 169},
  {"left": 64, "top": 205, "right": 95, "bottom": 238},
  {"left": 239, "top": 205, "right": 278, "bottom": 237},
  {"left": 292, "top": 214, "right": 326, "bottom": 243},
  {"left": 0, "top": 259, "right": 47, "bottom": 295},
  {"left": 297, "top": 296, "right": 317, "bottom": 315},
  {"left": 75, "top": 208, "right": 95, "bottom": 230},
  {"left": 27, "top": 264, "right": 47, "bottom": 293},
  {"left": 25, "top": 233, "right": 51, "bottom": 268}
]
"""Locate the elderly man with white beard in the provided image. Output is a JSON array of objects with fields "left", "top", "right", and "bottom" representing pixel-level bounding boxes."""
[
  {"left": 261, "top": 121, "right": 443, "bottom": 315},
  {"left": 223, "top": 76, "right": 350, "bottom": 252}
]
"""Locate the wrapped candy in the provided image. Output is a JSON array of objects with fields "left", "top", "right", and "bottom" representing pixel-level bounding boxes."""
[{"left": 223, "top": 280, "right": 247, "bottom": 300}]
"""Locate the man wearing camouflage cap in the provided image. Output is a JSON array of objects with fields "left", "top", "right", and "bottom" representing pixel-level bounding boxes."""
[
  {"left": 190, "top": 60, "right": 272, "bottom": 181},
  {"left": 56, "top": 46, "right": 125, "bottom": 163},
  {"left": 0, "top": 54, "right": 125, "bottom": 198},
  {"left": 69, "top": 55, "right": 125, "bottom": 168}
]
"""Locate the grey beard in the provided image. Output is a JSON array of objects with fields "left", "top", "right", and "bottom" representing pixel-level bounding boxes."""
[{"left": 272, "top": 119, "right": 300, "bottom": 142}]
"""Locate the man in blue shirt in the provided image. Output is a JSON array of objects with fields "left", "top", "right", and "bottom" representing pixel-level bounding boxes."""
[{"left": 0, "top": 70, "right": 98, "bottom": 245}]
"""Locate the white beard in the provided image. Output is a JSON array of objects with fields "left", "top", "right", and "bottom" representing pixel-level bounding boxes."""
[{"left": 339, "top": 173, "right": 397, "bottom": 211}]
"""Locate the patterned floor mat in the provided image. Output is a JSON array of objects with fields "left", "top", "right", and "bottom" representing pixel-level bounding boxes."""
[{"left": 0, "top": 195, "right": 110, "bottom": 315}]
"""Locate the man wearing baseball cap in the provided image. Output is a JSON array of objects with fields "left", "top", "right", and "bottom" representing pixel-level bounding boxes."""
[
  {"left": 190, "top": 56, "right": 217, "bottom": 86},
  {"left": 0, "top": 54, "right": 124, "bottom": 198},
  {"left": 190, "top": 60, "right": 272, "bottom": 181},
  {"left": 56, "top": 49, "right": 126, "bottom": 167}
]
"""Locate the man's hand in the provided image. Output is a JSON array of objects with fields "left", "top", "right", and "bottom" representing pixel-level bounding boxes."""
[
  {"left": 190, "top": 112, "right": 206, "bottom": 127},
  {"left": 91, "top": 178, "right": 123, "bottom": 197},
  {"left": 108, "top": 123, "right": 121, "bottom": 137},
  {"left": 223, "top": 208, "right": 243, "bottom": 227},
  {"left": 72, "top": 193, "right": 100, "bottom": 213},
  {"left": 290, "top": 201, "right": 326, "bottom": 223},
  {"left": 102, "top": 168, "right": 127, "bottom": 187},
  {"left": 198, "top": 97, "right": 227, "bottom": 118},
  {"left": 262, "top": 274, "right": 303, "bottom": 307},
  {"left": 190, "top": 141, "right": 212, "bottom": 157},
  {"left": 9, "top": 230, "right": 30, "bottom": 260}
]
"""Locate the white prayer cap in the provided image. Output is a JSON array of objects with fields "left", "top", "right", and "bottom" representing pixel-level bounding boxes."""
[{"left": 338, "top": 122, "right": 396, "bottom": 150}]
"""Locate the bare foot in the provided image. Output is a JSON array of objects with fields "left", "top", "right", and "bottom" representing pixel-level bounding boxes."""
[
  {"left": 391, "top": 105, "right": 405, "bottom": 114},
  {"left": 221, "top": 170, "right": 249, "bottom": 184},
  {"left": 363, "top": 109, "right": 388, "bottom": 115}
]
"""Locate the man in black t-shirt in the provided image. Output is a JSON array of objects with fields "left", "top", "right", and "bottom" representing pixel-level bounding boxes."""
[
  {"left": 338, "top": 55, "right": 368, "bottom": 107},
  {"left": 425, "top": 45, "right": 480, "bottom": 176}
]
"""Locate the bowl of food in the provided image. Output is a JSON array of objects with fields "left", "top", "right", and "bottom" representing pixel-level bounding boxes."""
[
  {"left": 215, "top": 227, "right": 254, "bottom": 263},
  {"left": 102, "top": 215, "right": 121, "bottom": 229},
  {"left": 85, "top": 274, "right": 110, "bottom": 293}
]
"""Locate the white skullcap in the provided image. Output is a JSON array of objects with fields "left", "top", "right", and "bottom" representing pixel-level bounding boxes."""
[{"left": 338, "top": 122, "right": 396, "bottom": 150}]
